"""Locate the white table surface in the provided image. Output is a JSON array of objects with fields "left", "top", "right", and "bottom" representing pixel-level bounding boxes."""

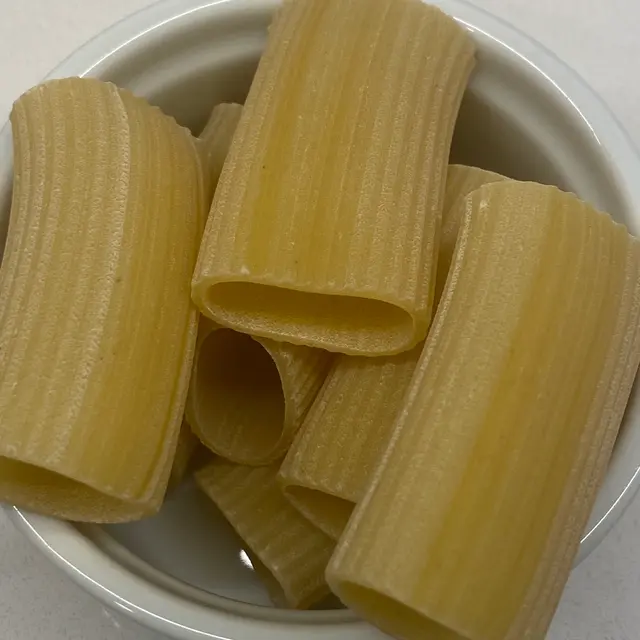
[{"left": 2, "top": 0, "right": 640, "bottom": 638}]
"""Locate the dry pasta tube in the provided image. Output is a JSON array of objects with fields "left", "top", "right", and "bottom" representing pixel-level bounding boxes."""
[
  {"left": 167, "top": 423, "right": 200, "bottom": 491},
  {"left": 244, "top": 549, "right": 290, "bottom": 608},
  {"left": 327, "top": 181, "right": 640, "bottom": 640},
  {"left": 434, "top": 164, "right": 508, "bottom": 304},
  {"left": 279, "top": 165, "right": 507, "bottom": 537},
  {"left": 200, "top": 102, "right": 242, "bottom": 170},
  {"left": 0, "top": 78, "right": 206, "bottom": 522},
  {"left": 186, "top": 320, "right": 332, "bottom": 465},
  {"left": 192, "top": 0, "right": 475, "bottom": 356},
  {"left": 196, "top": 460, "right": 334, "bottom": 608},
  {"left": 198, "top": 102, "right": 243, "bottom": 200},
  {"left": 279, "top": 344, "right": 421, "bottom": 539}
]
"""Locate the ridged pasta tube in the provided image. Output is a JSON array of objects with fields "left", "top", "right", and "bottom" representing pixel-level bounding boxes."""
[
  {"left": 198, "top": 102, "right": 243, "bottom": 197},
  {"left": 167, "top": 423, "right": 200, "bottom": 491},
  {"left": 190, "top": 100, "right": 332, "bottom": 465},
  {"left": 0, "top": 78, "right": 206, "bottom": 522},
  {"left": 196, "top": 459, "right": 334, "bottom": 608},
  {"left": 435, "top": 164, "right": 508, "bottom": 303},
  {"left": 192, "top": 0, "right": 476, "bottom": 356},
  {"left": 328, "top": 181, "right": 640, "bottom": 640},
  {"left": 279, "top": 345, "right": 421, "bottom": 539}
]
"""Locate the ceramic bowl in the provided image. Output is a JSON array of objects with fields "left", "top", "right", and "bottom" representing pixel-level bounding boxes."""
[{"left": 3, "top": 0, "right": 640, "bottom": 638}]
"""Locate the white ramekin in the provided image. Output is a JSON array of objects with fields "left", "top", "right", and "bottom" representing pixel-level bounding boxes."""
[{"left": 2, "top": 1, "right": 640, "bottom": 638}]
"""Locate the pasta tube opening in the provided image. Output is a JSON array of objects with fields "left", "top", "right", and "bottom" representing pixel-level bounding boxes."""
[
  {"left": 187, "top": 323, "right": 332, "bottom": 465},
  {"left": 0, "top": 458, "right": 163, "bottom": 522},
  {"left": 191, "top": 328, "right": 285, "bottom": 460},
  {"left": 283, "top": 486, "right": 354, "bottom": 541},
  {"left": 204, "top": 282, "right": 413, "bottom": 355},
  {"left": 336, "top": 582, "right": 464, "bottom": 640}
]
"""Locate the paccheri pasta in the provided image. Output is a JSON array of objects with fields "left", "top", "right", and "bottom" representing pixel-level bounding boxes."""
[
  {"left": 278, "top": 344, "right": 421, "bottom": 539},
  {"left": 0, "top": 78, "right": 206, "bottom": 521},
  {"left": 167, "top": 423, "right": 200, "bottom": 491},
  {"left": 192, "top": 0, "right": 476, "bottom": 356},
  {"left": 327, "top": 181, "right": 640, "bottom": 640},
  {"left": 435, "top": 164, "right": 508, "bottom": 304},
  {"left": 199, "top": 102, "right": 243, "bottom": 195},
  {"left": 196, "top": 459, "right": 334, "bottom": 608},
  {"left": 187, "top": 320, "right": 332, "bottom": 465}
]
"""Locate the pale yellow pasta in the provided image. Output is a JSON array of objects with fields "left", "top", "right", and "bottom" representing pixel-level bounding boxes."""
[
  {"left": 434, "top": 164, "right": 508, "bottom": 303},
  {"left": 327, "top": 181, "right": 640, "bottom": 640},
  {"left": 0, "top": 78, "right": 206, "bottom": 522},
  {"left": 198, "top": 102, "right": 243, "bottom": 196},
  {"left": 169, "top": 107, "right": 240, "bottom": 485},
  {"left": 167, "top": 423, "right": 200, "bottom": 491},
  {"left": 244, "top": 549, "right": 290, "bottom": 608},
  {"left": 279, "top": 344, "right": 421, "bottom": 539},
  {"left": 196, "top": 460, "right": 334, "bottom": 608},
  {"left": 200, "top": 103, "right": 242, "bottom": 164},
  {"left": 186, "top": 320, "right": 332, "bottom": 465},
  {"left": 278, "top": 165, "right": 507, "bottom": 537},
  {"left": 192, "top": 0, "right": 475, "bottom": 356}
]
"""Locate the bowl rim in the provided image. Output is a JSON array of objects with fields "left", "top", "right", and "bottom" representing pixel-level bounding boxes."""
[{"left": 5, "top": 0, "right": 640, "bottom": 637}]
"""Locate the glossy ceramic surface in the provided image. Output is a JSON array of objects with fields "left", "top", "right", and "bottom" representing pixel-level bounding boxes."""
[{"left": 3, "top": 0, "right": 640, "bottom": 638}]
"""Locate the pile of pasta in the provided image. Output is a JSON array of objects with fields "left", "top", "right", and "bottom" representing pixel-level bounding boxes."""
[{"left": 1, "top": 0, "right": 639, "bottom": 638}]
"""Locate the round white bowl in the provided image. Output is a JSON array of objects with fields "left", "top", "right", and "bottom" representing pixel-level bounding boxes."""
[{"left": 3, "top": 0, "right": 640, "bottom": 638}]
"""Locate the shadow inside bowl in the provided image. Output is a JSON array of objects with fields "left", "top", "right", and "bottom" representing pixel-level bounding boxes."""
[{"left": 95, "top": 480, "right": 346, "bottom": 620}]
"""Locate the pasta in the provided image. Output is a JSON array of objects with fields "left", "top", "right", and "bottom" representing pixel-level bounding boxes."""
[
  {"left": 278, "top": 165, "right": 506, "bottom": 539},
  {"left": 435, "top": 164, "right": 508, "bottom": 303},
  {"left": 327, "top": 181, "right": 640, "bottom": 640},
  {"left": 196, "top": 459, "right": 334, "bottom": 608},
  {"left": 200, "top": 102, "right": 242, "bottom": 152},
  {"left": 244, "top": 549, "right": 291, "bottom": 608},
  {"left": 0, "top": 78, "right": 206, "bottom": 522},
  {"left": 189, "top": 99, "right": 332, "bottom": 465},
  {"left": 186, "top": 319, "right": 332, "bottom": 465},
  {"left": 192, "top": 0, "right": 476, "bottom": 356},
  {"left": 198, "top": 102, "right": 243, "bottom": 195},
  {"left": 279, "top": 344, "right": 422, "bottom": 539},
  {"left": 167, "top": 423, "right": 200, "bottom": 491}
]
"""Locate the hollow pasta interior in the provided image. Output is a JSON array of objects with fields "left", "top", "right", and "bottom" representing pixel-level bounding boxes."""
[
  {"left": 191, "top": 327, "right": 286, "bottom": 459},
  {"left": 203, "top": 284, "right": 413, "bottom": 356},
  {"left": 187, "top": 321, "right": 331, "bottom": 465},
  {"left": 283, "top": 485, "right": 356, "bottom": 540}
]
